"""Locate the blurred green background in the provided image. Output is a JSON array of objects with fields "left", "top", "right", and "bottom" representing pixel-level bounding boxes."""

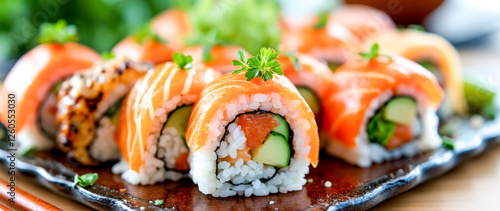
[{"left": 0, "top": 0, "right": 189, "bottom": 60}]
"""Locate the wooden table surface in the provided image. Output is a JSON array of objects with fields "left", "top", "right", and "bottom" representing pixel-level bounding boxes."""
[{"left": 1, "top": 39, "right": 500, "bottom": 210}]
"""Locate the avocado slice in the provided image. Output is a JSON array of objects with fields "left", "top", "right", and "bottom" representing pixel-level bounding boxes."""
[
  {"left": 367, "top": 111, "right": 395, "bottom": 146},
  {"left": 164, "top": 105, "right": 193, "bottom": 141},
  {"left": 297, "top": 87, "right": 321, "bottom": 115},
  {"left": 250, "top": 133, "right": 290, "bottom": 168},
  {"left": 271, "top": 114, "right": 290, "bottom": 140},
  {"left": 383, "top": 97, "right": 417, "bottom": 126}
]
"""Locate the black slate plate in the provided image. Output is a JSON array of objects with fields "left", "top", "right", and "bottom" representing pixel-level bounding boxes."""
[{"left": 0, "top": 116, "right": 499, "bottom": 210}]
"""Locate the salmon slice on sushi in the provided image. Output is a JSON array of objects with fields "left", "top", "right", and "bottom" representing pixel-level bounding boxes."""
[
  {"left": 329, "top": 4, "right": 396, "bottom": 42},
  {"left": 112, "top": 53, "right": 220, "bottom": 185},
  {"left": 182, "top": 45, "right": 250, "bottom": 74},
  {"left": 112, "top": 23, "right": 176, "bottom": 65},
  {"left": 56, "top": 58, "right": 151, "bottom": 166},
  {"left": 0, "top": 20, "right": 101, "bottom": 151},
  {"left": 277, "top": 52, "right": 334, "bottom": 125},
  {"left": 186, "top": 48, "right": 319, "bottom": 197},
  {"left": 151, "top": 8, "right": 192, "bottom": 51},
  {"left": 322, "top": 44, "right": 444, "bottom": 167},
  {"left": 365, "top": 29, "right": 465, "bottom": 117},
  {"left": 281, "top": 13, "right": 357, "bottom": 72}
]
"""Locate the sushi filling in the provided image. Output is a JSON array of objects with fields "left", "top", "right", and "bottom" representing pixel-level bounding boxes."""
[
  {"left": 88, "top": 98, "right": 123, "bottom": 162},
  {"left": 117, "top": 95, "right": 198, "bottom": 185},
  {"left": 155, "top": 105, "right": 192, "bottom": 172},
  {"left": 367, "top": 96, "right": 422, "bottom": 149},
  {"left": 296, "top": 87, "right": 321, "bottom": 123},
  {"left": 216, "top": 111, "right": 293, "bottom": 186},
  {"left": 37, "top": 81, "right": 64, "bottom": 139}
]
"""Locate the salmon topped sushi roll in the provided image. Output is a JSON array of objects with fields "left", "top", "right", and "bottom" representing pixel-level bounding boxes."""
[
  {"left": 56, "top": 58, "right": 151, "bottom": 166},
  {"left": 187, "top": 48, "right": 319, "bottom": 197},
  {"left": 329, "top": 5, "right": 396, "bottom": 42},
  {"left": 366, "top": 29, "right": 465, "bottom": 116},
  {"left": 0, "top": 20, "right": 101, "bottom": 151},
  {"left": 112, "top": 53, "right": 220, "bottom": 185},
  {"left": 281, "top": 13, "right": 357, "bottom": 71},
  {"left": 182, "top": 45, "right": 250, "bottom": 74},
  {"left": 278, "top": 52, "right": 333, "bottom": 124},
  {"left": 151, "top": 8, "right": 191, "bottom": 51},
  {"left": 322, "top": 44, "right": 444, "bottom": 167},
  {"left": 112, "top": 23, "right": 175, "bottom": 64}
]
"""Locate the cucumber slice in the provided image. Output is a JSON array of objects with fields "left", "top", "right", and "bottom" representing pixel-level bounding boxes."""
[
  {"left": 383, "top": 97, "right": 417, "bottom": 126},
  {"left": 250, "top": 133, "right": 290, "bottom": 168},
  {"left": 164, "top": 105, "right": 193, "bottom": 140},
  {"left": 297, "top": 87, "right": 321, "bottom": 115},
  {"left": 271, "top": 114, "right": 290, "bottom": 140},
  {"left": 464, "top": 79, "right": 496, "bottom": 119}
]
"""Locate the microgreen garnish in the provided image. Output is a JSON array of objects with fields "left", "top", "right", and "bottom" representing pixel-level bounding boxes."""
[
  {"left": 359, "top": 43, "right": 391, "bottom": 61},
  {"left": 313, "top": 12, "right": 329, "bottom": 29},
  {"left": 442, "top": 136, "right": 455, "bottom": 150},
  {"left": 173, "top": 53, "right": 194, "bottom": 70},
  {"left": 101, "top": 51, "right": 115, "bottom": 61},
  {"left": 38, "top": 19, "right": 79, "bottom": 44},
  {"left": 72, "top": 173, "right": 98, "bottom": 188},
  {"left": 284, "top": 51, "right": 301, "bottom": 71},
  {"left": 232, "top": 47, "right": 283, "bottom": 81},
  {"left": 134, "top": 22, "right": 165, "bottom": 44},
  {"left": 154, "top": 200, "right": 164, "bottom": 206},
  {"left": 407, "top": 24, "right": 425, "bottom": 32}
]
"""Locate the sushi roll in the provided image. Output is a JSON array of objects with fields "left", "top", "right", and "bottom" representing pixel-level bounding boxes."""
[
  {"left": 186, "top": 48, "right": 319, "bottom": 197},
  {"left": 281, "top": 13, "right": 357, "bottom": 71},
  {"left": 0, "top": 20, "right": 101, "bottom": 151},
  {"left": 55, "top": 58, "right": 151, "bottom": 165},
  {"left": 329, "top": 4, "right": 396, "bottom": 42},
  {"left": 151, "top": 8, "right": 192, "bottom": 51},
  {"left": 321, "top": 44, "right": 444, "bottom": 167},
  {"left": 112, "top": 23, "right": 175, "bottom": 64},
  {"left": 113, "top": 53, "right": 219, "bottom": 185},
  {"left": 366, "top": 29, "right": 465, "bottom": 116},
  {"left": 182, "top": 45, "right": 251, "bottom": 74},
  {"left": 277, "top": 52, "right": 334, "bottom": 124}
]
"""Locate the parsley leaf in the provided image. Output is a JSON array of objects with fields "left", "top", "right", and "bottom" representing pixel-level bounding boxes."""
[
  {"left": 232, "top": 48, "right": 283, "bottom": 81},
  {"left": 154, "top": 200, "right": 164, "bottom": 206},
  {"left": 313, "top": 12, "right": 329, "bottom": 29},
  {"left": 367, "top": 111, "right": 396, "bottom": 146},
  {"left": 442, "top": 136, "right": 455, "bottom": 150},
  {"left": 173, "top": 53, "right": 194, "bottom": 70},
  {"left": 359, "top": 43, "right": 391, "bottom": 61},
  {"left": 134, "top": 22, "right": 165, "bottom": 44},
  {"left": 38, "top": 19, "right": 79, "bottom": 44},
  {"left": 284, "top": 51, "right": 301, "bottom": 71},
  {"left": 72, "top": 173, "right": 98, "bottom": 188}
]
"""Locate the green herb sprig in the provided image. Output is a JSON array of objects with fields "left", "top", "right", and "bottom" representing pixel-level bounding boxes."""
[
  {"left": 154, "top": 200, "right": 164, "bottom": 206},
  {"left": 72, "top": 173, "right": 98, "bottom": 188},
  {"left": 173, "top": 53, "right": 194, "bottom": 70},
  {"left": 38, "top": 20, "right": 79, "bottom": 44},
  {"left": 134, "top": 22, "right": 165, "bottom": 44},
  {"left": 359, "top": 43, "right": 391, "bottom": 61},
  {"left": 232, "top": 47, "right": 283, "bottom": 81},
  {"left": 313, "top": 12, "right": 329, "bottom": 29},
  {"left": 284, "top": 51, "right": 301, "bottom": 71},
  {"left": 442, "top": 136, "right": 455, "bottom": 150},
  {"left": 101, "top": 51, "right": 115, "bottom": 61}
]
